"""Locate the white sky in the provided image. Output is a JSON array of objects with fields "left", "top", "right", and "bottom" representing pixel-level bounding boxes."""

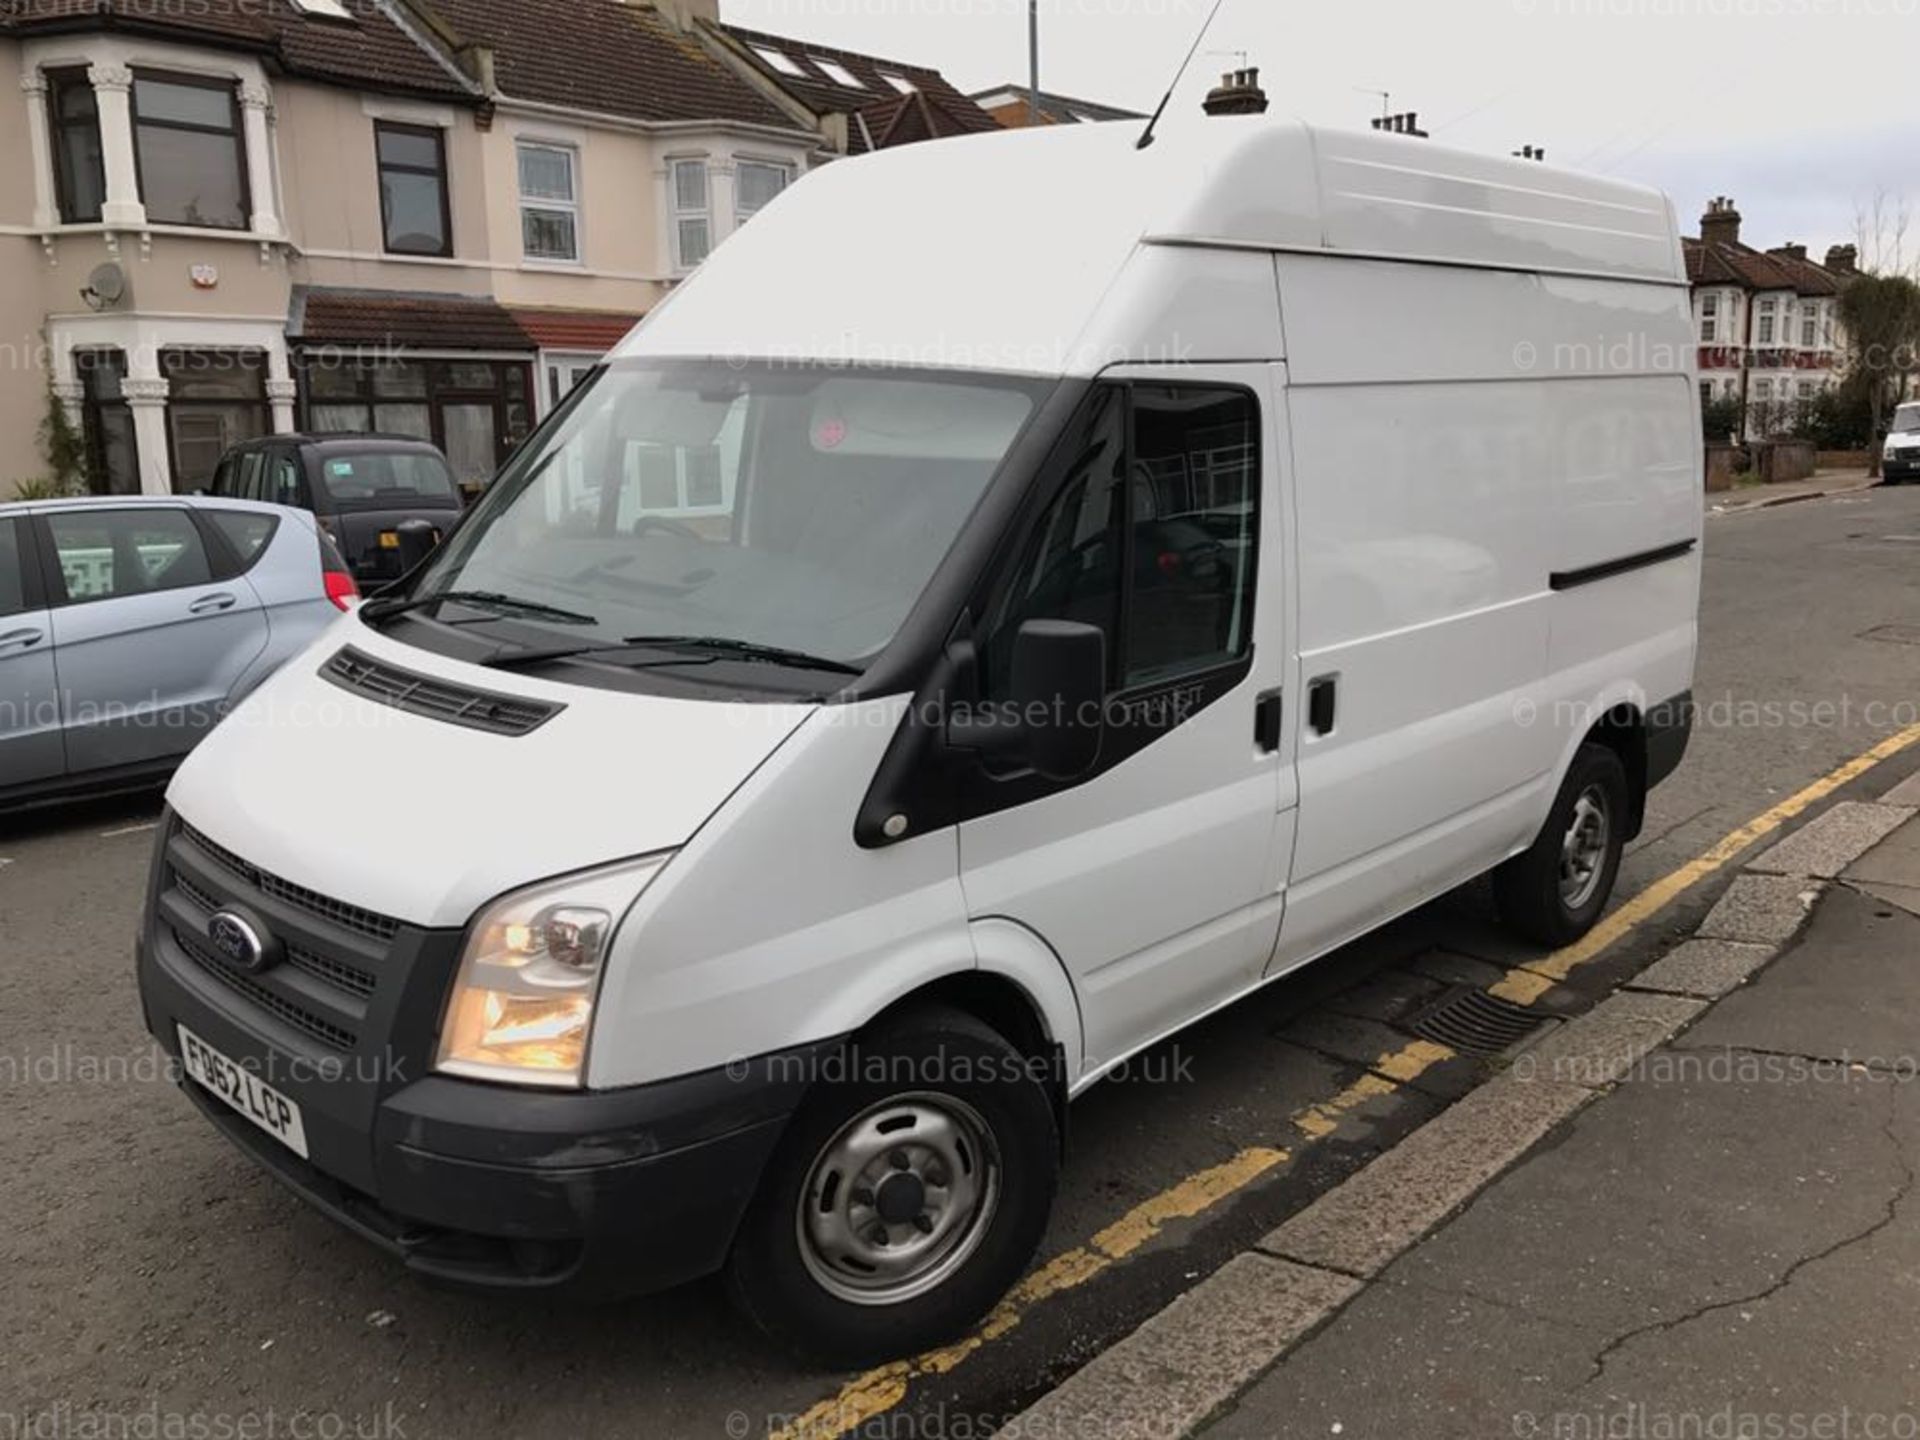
[{"left": 722, "top": 0, "right": 1919, "bottom": 262}]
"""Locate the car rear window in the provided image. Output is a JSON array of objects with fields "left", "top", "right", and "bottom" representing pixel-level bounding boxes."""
[
  {"left": 206, "top": 510, "right": 280, "bottom": 569},
  {"left": 315, "top": 451, "right": 457, "bottom": 503}
]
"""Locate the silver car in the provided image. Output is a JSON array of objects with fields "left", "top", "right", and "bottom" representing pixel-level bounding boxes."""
[{"left": 0, "top": 495, "right": 355, "bottom": 809}]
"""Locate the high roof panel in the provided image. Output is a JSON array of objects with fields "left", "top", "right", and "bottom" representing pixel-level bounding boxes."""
[{"left": 618, "top": 116, "right": 1685, "bottom": 378}]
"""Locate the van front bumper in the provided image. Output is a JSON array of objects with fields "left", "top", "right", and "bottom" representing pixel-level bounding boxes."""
[{"left": 139, "top": 912, "right": 831, "bottom": 1298}]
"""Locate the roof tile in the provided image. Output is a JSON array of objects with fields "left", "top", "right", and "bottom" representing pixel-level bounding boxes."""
[
  {"left": 4, "top": 0, "right": 474, "bottom": 101},
  {"left": 292, "top": 288, "right": 535, "bottom": 350}
]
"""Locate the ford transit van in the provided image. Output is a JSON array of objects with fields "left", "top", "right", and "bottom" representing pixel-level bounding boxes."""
[{"left": 135, "top": 116, "right": 1700, "bottom": 1365}]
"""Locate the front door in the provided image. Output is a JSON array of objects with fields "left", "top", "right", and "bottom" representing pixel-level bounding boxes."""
[
  {"left": 39, "top": 506, "right": 269, "bottom": 776},
  {"left": 957, "top": 367, "right": 1297, "bottom": 1079},
  {"left": 0, "top": 516, "right": 63, "bottom": 791}
]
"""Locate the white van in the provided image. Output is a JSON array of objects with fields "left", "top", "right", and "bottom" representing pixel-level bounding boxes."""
[{"left": 136, "top": 115, "right": 1700, "bottom": 1364}]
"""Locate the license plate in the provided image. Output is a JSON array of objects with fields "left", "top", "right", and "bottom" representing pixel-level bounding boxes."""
[
  {"left": 377, "top": 531, "right": 400, "bottom": 550},
  {"left": 176, "top": 1023, "right": 309, "bottom": 1159}
]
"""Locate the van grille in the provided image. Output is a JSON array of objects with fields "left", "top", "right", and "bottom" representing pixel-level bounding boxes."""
[
  {"left": 169, "top": 869, "right": 379, "bottom": 1002},
  {"left": 179, "top": 822, "right": 399, "bottom": 941},
  {"left": 320, "top": 646, "right": 562, "bottom": 737},
  {"left": 172, "top": 925, "right": 359, "bottom": 1052}
]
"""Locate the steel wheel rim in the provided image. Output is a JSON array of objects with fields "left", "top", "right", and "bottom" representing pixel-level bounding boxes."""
[
  {"left": 796, "top": 1091, "right": 1001, "bottom": 1307},
  {"left": 1559, "top": 784, "right": 1611, "bottom": 910}
]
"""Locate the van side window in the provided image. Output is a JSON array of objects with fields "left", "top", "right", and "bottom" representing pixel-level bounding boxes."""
[
  {"left": 1126, "top": 386, "right": 1259, "bottom": 685},
  {"left": 986, "top": 382, "right": 1259, "bottom": 695},
  {"left": 986, "top": 386, "right": 1126, "bottom": 692}
]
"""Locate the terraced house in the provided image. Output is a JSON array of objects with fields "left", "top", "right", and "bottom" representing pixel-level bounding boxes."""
[
  {"left": 0, "top": 0, "right": 994, "bottom": 498},
  {"left": 1684, "top": 196, "right": 1849, "bottom": 437}
]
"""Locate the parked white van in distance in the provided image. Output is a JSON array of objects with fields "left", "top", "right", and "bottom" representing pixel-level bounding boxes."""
[{"left": 135, "top": 112, "right": 1701, "bottom": 1365}]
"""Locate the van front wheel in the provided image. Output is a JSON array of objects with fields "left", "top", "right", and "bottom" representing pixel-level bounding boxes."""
[
  {"left": 725, "top": 1006, "right": 1059, "bottom": 1366},
  {"left": 1494, "top": 742, "right": 1629, "bottom": 947}
]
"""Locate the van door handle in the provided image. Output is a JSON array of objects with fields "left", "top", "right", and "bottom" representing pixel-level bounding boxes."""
[
  {"left": 0, "top": 626, "right": 44, "bottom": 653},
  {"left": 189, "top": 592, "right": 238, "bottom": 615},
  {"left": 1307, "top": 675, "right": 1339, "bottom": 736},
  {"left": 1254, "top": 688, "right": 1284, "bottom": 753}
]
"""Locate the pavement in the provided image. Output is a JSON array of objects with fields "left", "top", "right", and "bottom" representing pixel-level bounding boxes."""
[
  {"left": 9, "top": 482, "right": 1920, "bottom": 1440},
  {"left": 1708, "top": 465, "right": 1880, "bottom": 514},
  {"left": 1007, "top": 770, "right": 1920, "bottom": 1439}
]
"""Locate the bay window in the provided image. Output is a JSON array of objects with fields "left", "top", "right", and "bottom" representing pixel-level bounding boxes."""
[
  {"left": 131, "top": 70, "right": 248, "bottom": 229},
  {"left": 672, "top": 158, "right": 710, "bottom": 269},
  {"left": 736, "top": 160, "right": 791, "bottom": 223},
  {"left": 47, "top": 68, "right": 106, "bottom": 224}
]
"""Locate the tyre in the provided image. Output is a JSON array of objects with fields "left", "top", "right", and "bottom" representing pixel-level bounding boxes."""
[
  {"left": 1494, "top": 742, "right": 1630, "bottom": 947},
  {"left": 725, "top": 1006, "right": 1059, "bottom": 1366}
]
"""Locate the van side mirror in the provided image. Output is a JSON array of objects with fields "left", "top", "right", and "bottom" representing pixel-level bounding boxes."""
[{"left": 946, "top": 620, "right": 1106, "bottom": 783}]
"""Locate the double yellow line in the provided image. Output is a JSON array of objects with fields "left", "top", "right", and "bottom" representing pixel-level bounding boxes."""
[{"left": 773, "top": 722, "right": 1920, "bottom": 1440}]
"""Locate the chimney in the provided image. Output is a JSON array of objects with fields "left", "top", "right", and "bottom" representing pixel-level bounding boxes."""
[
  {"left": 1203, "top": 67, "right": 1269, "bottom": 117},
  {"left": 1699, "top": 196, "right": 1741, "bottom": 249},
  {"left": 1825, "top": 244, "right": 1858, "bottom": 275},
  {"left": 1771, "top": 242, "right": 1808, "bottom": 261},
  {"left": 1369, "top": 111, "right": 1428, "bottom": 138},
  {"left": 649, "top": 0, "right": 719, "bottom": 30}
]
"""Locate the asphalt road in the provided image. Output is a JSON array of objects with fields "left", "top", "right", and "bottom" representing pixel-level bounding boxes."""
[{"left": 6, "top": 483, "right": 1920, "bottom": 1440}]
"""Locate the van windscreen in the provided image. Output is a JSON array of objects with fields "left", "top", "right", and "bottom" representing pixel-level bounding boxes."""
[{"left": 393, "top": 361, "right": 1049, "bottom": 675}]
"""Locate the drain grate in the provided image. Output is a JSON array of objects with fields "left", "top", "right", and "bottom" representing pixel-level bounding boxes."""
[{"left": 1408, "top": 987, "right": 1547, "bottom": 1057}]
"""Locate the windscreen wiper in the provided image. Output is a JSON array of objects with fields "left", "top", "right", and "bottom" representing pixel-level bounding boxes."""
[
  {"left": 360, "top": 589, "right": 599, "bottom": 627},
  {"left": 617, "top": 636, "right": 867, "bottom": 676},
  {"left": 479, "top": 634, "right": 865, "bottom": 676}
]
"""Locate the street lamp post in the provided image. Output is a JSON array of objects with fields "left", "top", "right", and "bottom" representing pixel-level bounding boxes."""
[{"left": 1029, "top": 0, "right": 1040, "bottom": 126}]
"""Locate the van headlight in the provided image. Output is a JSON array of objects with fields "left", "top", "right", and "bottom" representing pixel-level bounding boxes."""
[{"left": 435, "top": 854, "right": 672, "bottom": 1088}]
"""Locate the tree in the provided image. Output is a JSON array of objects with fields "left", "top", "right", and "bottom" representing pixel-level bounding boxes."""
[
  {"left": 1701, "top": 393, "right": 1745, "bottom": 444},
  {"left": 1836, "top": 273, "right": 1920, "bottom": 475},
  {"left": 11, "top": 381, "right": 93, "bottom": 499}
]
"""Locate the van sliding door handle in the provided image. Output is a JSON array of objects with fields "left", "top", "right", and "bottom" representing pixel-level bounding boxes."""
[
  {"left": 1254, "top": 688, "right": 1283, "bottom": 752},
  {"left": 0, "top": 627, "right": 43, "bottom": 653},
  {"left": 1307, "top": 675, "right": 1338, "bottom": 736}
]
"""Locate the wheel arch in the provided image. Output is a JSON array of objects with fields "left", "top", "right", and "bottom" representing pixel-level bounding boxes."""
[
  {"left": 863, "top": 919, "right": 1082, "bottom": 1143},
  {"left": 1582, "top": 701, "right": 1650, "bottom": 841}
]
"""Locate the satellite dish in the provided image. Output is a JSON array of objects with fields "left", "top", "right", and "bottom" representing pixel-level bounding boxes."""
[{"left": 81, "top": 263, "right": 128, "bottom": 311}]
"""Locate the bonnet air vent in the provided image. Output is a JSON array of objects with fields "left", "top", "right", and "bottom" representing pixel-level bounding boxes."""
[{"left": 320, "top": 647, "right": 563, "bottom": 736}]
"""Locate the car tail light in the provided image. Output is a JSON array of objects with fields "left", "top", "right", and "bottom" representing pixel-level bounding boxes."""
[{"left": 317, "top": 530, "right": 359, "bottom": 611}]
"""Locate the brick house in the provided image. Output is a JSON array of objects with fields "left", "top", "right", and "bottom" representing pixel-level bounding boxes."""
[{"left": 1683, "top": 197, "right": 1848, "bottom": 438}]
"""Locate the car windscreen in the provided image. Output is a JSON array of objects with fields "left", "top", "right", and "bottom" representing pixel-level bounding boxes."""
[
  {"left": 396, "top": 360, "right": 1049, "bottom": 672},
  {"left": 312, "top": 450, "right": 459, "bottom": 507},
  {"left": 1894, "top": 407, "right": 1920, "bottom": 434}
]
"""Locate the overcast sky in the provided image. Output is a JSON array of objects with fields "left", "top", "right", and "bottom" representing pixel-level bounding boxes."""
[{"left": 723, "top": 0, "right": 1918, "bottom": 265}]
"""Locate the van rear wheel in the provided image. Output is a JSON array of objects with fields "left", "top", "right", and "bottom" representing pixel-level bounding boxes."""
[
  {"left": 1494, "top": 742, "right": 1629, "bottom": 947},
  {"left": 725, "top": 1006, "right": 1058, "bottom": 1367}
]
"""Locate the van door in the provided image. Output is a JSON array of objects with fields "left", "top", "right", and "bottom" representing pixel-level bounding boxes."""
[
  {"left": 957, "top": 366, "right": 1297, "bottom": 1078},
  {"left": 39, "top": 506, "right": 269, "bottom": 776},
  {"left": 1266, "top": 255, "right": 1562, "bottom": 971},
  {"left": 0, "top": 516, "right": 63, "bottom": 790}
]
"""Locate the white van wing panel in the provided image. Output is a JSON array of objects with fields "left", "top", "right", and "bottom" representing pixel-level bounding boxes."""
[
  {"left": 588, "top": 697, "right": 983, "bottom": 1089},
  {"left": 615, "top": 117, "right": 1679, "bottom": 381}
]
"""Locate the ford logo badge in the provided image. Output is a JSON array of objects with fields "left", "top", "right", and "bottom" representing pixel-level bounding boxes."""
[{"left": 208, "top": 910, "right": 274, "bottom": 974}]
